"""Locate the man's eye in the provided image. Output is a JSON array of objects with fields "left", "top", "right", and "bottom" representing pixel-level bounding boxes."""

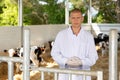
[{"left": 77, "top": 17, "right": 81, "bottom": 19}]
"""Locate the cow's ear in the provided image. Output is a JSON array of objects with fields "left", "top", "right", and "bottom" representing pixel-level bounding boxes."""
[
  {"left": 37, "top": 47, "right": 41, "bottom": 51},
  {"left": 4, "top": 49, "right": 8, "bottom": 52},
  {"left": 34, "top": 49, "right": 37, "bottom": 54}
]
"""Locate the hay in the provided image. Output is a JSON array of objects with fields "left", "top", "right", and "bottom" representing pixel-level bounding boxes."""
[{"left": 0, "top": 51, "right": 120, "bottom": 80}]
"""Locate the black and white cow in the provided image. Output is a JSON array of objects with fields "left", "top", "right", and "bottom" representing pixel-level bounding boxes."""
[
  {"left": 94, "top": 32, "right": 120, "bottom": 56},
  {"left": 8, "top": 46, "right": 44, "bottom": 64},
  {"left": 29, "top": 46, "right": 44, "bottom": 66},
  {"left": 94, "top": 33, "right": 109, "bottom": 56},
  {"left": 5, "top": 46, "right": 45, "bottom": 73},
  {"left": 94, "top": 33, "right": 109, "bottom": 45},
  {"left": 48, "top": 41, "right": 54, "bottom": 50}
]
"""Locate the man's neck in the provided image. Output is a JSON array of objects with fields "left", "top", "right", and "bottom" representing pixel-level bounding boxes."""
[{"left": 71, "top": 26, "right": 81, "bottom": 36}]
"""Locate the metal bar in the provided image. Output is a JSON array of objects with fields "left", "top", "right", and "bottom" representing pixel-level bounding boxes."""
[
  {"left": 88, "top": 0, "right": 92, "bottom": 24},
  {"left": 41, "top": 71, "right": 44, "bottom": 80},
  {"left": 83, "top": 75, "right": 86, "bottom": 80},
  {"left": 23, "top": 29, "right": 30, "bottom": 80},
  {"left": 18, "top": 0, "right": 23, "bottom": 26},
  {"left": 18, "top": 0, "right": 23, "bottom": 47},
  {"left": 65, "top": 0, "right": 69, "bottom": 25},
  {"left": 68, "top": 74, "right": 72, "bottom": 80},
  {"left": 0, "top": 56, "right": 23, "bottom": 63},
  {"left": 97, "top": 71, "right": 103, "bottom": 80},
  {"left": 31, "top": 67, "right": 101, "bottom": 76},
  {"left": 109, "top": 29, "right": 118, "bottom": 80},
  {"left": 8, "top": 47, "right": 14, "bottom": 80},
  {"left": 54, "top": 72, "right": 58, "bottom": 80},
  {"left": 8, "top": 61, "right": 14, "bottom": 80}
]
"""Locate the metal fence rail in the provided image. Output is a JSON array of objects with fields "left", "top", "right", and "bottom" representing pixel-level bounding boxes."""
[
  {"left": 31, "top": 67, "right": 103, "bottom": 80},
  {"left": 0, "top": 56, "right": 23, "bottom": 80},
  {"left": 0, "top": 56, "right": 103, "bottom": 80},
  {"left": 0, "top": 29, "right": 30, "bottom": 80}
]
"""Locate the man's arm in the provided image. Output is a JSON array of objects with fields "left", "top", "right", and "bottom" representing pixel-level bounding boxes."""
[
  {"left": 81, "top": 35, "right": 98, "bottom": 67},
  {"left": 51, "top": 33, "right": 68, "bottom": 67}
]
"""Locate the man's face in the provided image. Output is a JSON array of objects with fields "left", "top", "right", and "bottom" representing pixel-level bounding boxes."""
[{"left": 70, "top": 12, "right": 84, "bottom": 28}]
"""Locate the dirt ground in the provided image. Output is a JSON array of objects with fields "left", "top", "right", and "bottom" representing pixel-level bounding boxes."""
[{"left": 0, "top": 49, "right": 120, "bottom": 80}]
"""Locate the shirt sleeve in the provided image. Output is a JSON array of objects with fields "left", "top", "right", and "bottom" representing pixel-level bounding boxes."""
[
  {"left": 51, "top": 32, "right": 68, "bottom": 67},
  {"left": 81, "top": 34, "right": 98, "bottom": 67}
]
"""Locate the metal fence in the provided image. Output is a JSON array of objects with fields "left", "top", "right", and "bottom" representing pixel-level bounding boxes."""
[
  {"left": 0, "top": 29, "right": 103, "bottom": 80},
  {"left": 30, "top": 66, "right": 103, "bottom": 80},
  {"left": 0, "top": 56, "right": 103, "bottom": 80}
]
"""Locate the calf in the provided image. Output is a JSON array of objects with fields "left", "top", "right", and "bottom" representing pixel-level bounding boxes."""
[
  {"left": 30, "top": 46, "right": 43, "bottom": 66},
  {"left": 6, "top": 46, "right": 45, "bottom": 73},
  {"left": 20, "top": 46, "right": 45, "bottom": 66},
  {"left": 48, "top": 41, "right": 54, "bottom": 50},
  {"left": 94, "top": 33, "right": 109, "bottom": 56},
  {"left": 94, "top": 32, "right": 120, "bottom": 56},
  {"left": 7, "top": 48, "right": 23, "bottom": 73},
  {"left": 8, "top": 48, "right": 20, "bottom": 57},
  {"left": 94, "top": 33, "right": 109, "bottom": 45}
]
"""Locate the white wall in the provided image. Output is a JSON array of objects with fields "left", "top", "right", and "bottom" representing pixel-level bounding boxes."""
[
  {"left": 0, "top": 24, "right": 119, "bottom": 51},
  {"left": 0, "top": 27, "right": 21, "bottom": 51},
  {"left": 26, "top": 24, "right": 68, "bottom": 46}
]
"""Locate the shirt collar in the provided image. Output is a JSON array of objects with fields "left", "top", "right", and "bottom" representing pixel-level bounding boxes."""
[{"left": 68, "top": 26, "right": 83, "bottom": 36}]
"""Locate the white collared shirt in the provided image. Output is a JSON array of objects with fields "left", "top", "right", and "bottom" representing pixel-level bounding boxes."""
[
  {"left": 51, "top": 26, "right": 98, "bottom": 80},
  {"left": 51, "top": 26, "right": 98, "bottom": 67}
]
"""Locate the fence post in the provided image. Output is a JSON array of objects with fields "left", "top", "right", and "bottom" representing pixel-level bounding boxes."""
[
  {"left": 23, "top": 29, "right": 30, "bottom": 80},
  {"left": 97, "top": 71, "right": 103, "bottom": 80},
  {"left": 119, "top": 72, "right": 120, "bottom": 80},
  {"left": 8, "top": 49, "right": 14, "bottom": 80},
  {"left": 109, "top": 29, "right": 118, "bottom": 80},
  {"left": 8, "top": 61, "right": 14, "bottom": 80}
]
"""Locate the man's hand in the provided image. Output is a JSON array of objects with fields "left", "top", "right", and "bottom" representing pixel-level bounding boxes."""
[{"left": 66, "top": 56, "right": 82, "bottom": 68}]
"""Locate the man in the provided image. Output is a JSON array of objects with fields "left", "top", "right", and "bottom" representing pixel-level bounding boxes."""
[{"left": 51, "top": 8, "right": 98, "bottom": 80}]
